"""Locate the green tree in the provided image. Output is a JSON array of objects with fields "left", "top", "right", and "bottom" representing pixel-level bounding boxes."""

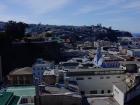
[{"left": 5, "top": 21, "right": 28, "bottom": 41}]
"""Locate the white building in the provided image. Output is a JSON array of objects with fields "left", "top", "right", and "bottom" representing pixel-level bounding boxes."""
[
  {"left": 113, "top": 77, "right": 140, "bottom": 105},
  {"left": 32, "top": 58, "right": 54, "bottom": 85},
  {"left": 127, "top": 49, "right": 140, "bottom": 57},
  {"left": 66, "top": 68, "right": 126, "bottom": 94},
  {"left": 113, "top": 82, "right": 127, "bottom": 105}
]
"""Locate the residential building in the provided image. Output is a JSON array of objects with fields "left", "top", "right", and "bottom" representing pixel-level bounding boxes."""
[
  {"left": 32, "top": 58, "right": 54, "bottom": 85},
  {"left": 43, "top": 70, "right": 57, "bottom": 85},
  {"left": 127, "top": 49, "right": 140, "bottom": 57},
  {"left": 113, "top": 79, "right": 140, "bottom": 105},
  {"left": 7, "top": 67, "right": 33, "bottom": 85},
  {"left": 66, "top": 68, "right": 126, "bottom": 94}
]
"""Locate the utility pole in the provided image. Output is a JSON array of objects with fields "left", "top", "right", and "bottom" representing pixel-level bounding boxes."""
[
  {"left": 0, "top": 56, "right": 2, "bottom": 82},
  {"left": 35, "top": 77, "right": 40, "bottom": 105}
]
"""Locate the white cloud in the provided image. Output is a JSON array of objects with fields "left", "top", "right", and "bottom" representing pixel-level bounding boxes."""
[
  {"left": 0, "top": 14, "right": 32, "bottom": 23},
  {"left": 74, "top": 0, "right": 123, "bottom": 15},
  {"left": 12, "top": 0, "right": 72, "bottom": 14}
]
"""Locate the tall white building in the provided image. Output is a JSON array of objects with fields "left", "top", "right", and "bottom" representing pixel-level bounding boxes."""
[{"left": 32, "top": 58, "right": 54, "bottom": 85}]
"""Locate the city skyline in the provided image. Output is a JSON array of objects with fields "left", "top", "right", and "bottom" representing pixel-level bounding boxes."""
[{"left": 0, "top": 0, "right": 140, "bottom": 32}]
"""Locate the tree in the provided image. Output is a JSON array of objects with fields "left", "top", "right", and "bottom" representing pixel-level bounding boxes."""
[{"left": 5, "top": 21, "right": 28, "bottom": 41}]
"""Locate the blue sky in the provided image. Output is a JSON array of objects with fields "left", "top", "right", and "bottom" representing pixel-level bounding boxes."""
[{"left": 0, "top": 0, "right": 140, "bottom": 32}]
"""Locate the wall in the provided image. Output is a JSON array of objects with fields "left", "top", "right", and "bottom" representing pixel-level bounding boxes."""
[
  {"left": 70, "top": 74, "right": 125, "bottom": 94},
  {"left": 8, "top": 74, "right": 33, "bottom": 85},
  {"left": 113, "top": 85, "right": 124, "bottom": 105},
  {"left": 39, "top": 95, "right": 81, "bottom": 105},
  {"left": 44, "top": 75, "right": 56, "bottom": 85}
]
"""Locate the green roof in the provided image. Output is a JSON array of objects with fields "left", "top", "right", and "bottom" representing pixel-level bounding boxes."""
[
  {"left": 0, "top": 92, "right": 13, "bottom": 105},
  {"left": 7, "top": 86, "right": 35, "bottom": 96}
]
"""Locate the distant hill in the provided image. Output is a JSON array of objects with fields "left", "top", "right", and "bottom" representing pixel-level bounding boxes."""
[
  {"left": 0, "top": 21, "right": 132, "bottom": 42},
  {"left": 26, "top": 24, "right": 132, "bottom": 42},
  {"left": 133, "top": 33, "right": 140, "bottom": 37}
]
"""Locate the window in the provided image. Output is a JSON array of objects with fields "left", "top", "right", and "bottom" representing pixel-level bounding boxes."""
[
  {"left": 100, "top": 77, "right": 104, "bottom": 79},
  {"left": 90, "top": 90, "right": 97, "bottom": 94},
  {"left": 38, "top": 67, "right": 41, "bottom": 70},
  {"left": 106, "top": 76, "right": 110, "bottom": 79},
  {"left": 76, "top": 77, "right": 84, "bottom": 80},
  {"left": 108, "top": 90, "right": 111, "bottom": 93},
  {"left": 88, "top": 77, "right": 92, "bottom": 79},
  {"left": 101, "top": 90, "right": 104, "bottom": 94}
]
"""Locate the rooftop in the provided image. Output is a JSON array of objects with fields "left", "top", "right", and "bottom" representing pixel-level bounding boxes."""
[
  {"left": 45, "top": 86, "right": 71, "bottom": 94},
  {"left": 67, "top": 67, "right": 124, "bottom": 72},
  {"left": 66, "top": 68, "right": 125, "bottom": 76},
  {"left": 9, "top": 67, "right": 32, "bottom": 75},
  {"left": 0, "top": 92, "right": 19, "bottom": 105},
  {"left": 114, "top": 82, "right": 129, "bottom": 93},
  {"left": 0, "top": 92, "right": 13, "bottom": 105},
  {"left": 43, "top": 70, "right": 55, "bottom": 76},
  {"left": 88, "top": 97, "right": 119, "bottom": 105},
  {"left": 7, "top": 86, "right": 35, "bottom": 96}
]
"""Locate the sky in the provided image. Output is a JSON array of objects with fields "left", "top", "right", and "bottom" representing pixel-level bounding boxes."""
[{"left": 0, "top": 0, "right": 140, "bottom": 33}]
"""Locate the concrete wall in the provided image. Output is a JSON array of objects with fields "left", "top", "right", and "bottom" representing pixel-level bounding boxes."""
[
  {"left": 113, "top": 85, "right": 124, "bottom": 105},
  {"left": 38, "top": 95, "right": 81, "bottom": 105},
  {"left": 70, "top": 74, "right": 125, "bottom": 94}
]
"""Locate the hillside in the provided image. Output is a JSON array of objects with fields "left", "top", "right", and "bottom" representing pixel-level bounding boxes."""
[{"left": 0, "top": 21, "right": 132, "bottom": 42}]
